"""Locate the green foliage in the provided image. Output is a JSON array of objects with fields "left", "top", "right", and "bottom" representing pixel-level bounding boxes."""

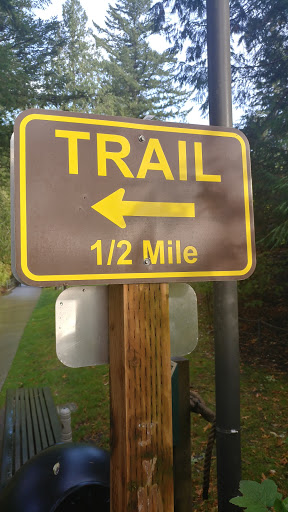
[
  {"left": 41, "top": 0, "right": 100, "bottom": 112},
  {"left": 151, "top": 0, "right": 288, "bottom": 248},
  {"left": 238, "top": 250, "right": 288, "bottom": 310},
  {"left": 151, "top": 0, "right": 288, "bottom": 114},
  {"left": 0, "top": 261, "right": 11, "bottom": 286},
  {"left": 0, "top": 0, "right": 62, "bottom": 114},
  {"left": 1, "top": 288, "right": 288, "bottom": 506},
  {"left": 275, "top": 498, "right": 288, "bottom": 512},
  {"left": 0, "top": 123, "right": 11, "bottom": 189},
  {"left": 0, "top": 188, "right": 11, "bottom": 265},
  {"left": 230, "top": 480, "right": 287, "bottom": 512},
  {"left": 0, "top": 288, "right": 110, "bottom": 448},
  {"left": 242, "top": 113, "right": 288, "bottom": 248},
  {"left": 0, "top": 0, "right": 64, "bottom": 278},
  {"left": 0, "top": 0, "right": 100, "bottom": 276},
  {"left": 93, "top": 0, "right": 190, "bottom": 120},
  {"left": 192, "top": 282, "right": 213, "bottom": 323}
]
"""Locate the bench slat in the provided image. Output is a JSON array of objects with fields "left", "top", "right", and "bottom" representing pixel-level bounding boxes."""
[
  {"left": 43, "top": 387, "right": 62, "bottom": 442},
  {"left": 0, "top": 387, "right": 62, "bottom": 490},
  {"left": 38, "top": 388, "right": 54, "bottom": 447},
  {"left": 20, "top": 391, "right": 28, "bottom": 466},
  {"left": 24, "top": 389, "right": 35, "bottom": 460},
  {"left": 0, "top": 390, "right": 15, "bottom": 487},
  {"left": 33, "top": 388, "right": 48, "bottom": 450},
  {"left": 15, "top": 390, "right": 21, "bottom": 472},
  {"left": 29, "top": 388, "right": 42, "bottom": 453}
]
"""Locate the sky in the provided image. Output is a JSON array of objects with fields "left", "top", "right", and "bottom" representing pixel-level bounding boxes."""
[
  {"left": 35, "top": 0, "right": 113, "bottom": 28},
  {"left": 33, "top": 0, "right": 212, "bottom": 125}
]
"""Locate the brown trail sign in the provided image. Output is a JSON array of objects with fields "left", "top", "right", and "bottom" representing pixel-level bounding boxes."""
[
  {"left": 12, "top": 109, "right": 255, "bottom": 286},
  {"left": 11, "top": 108, "right": 255, "bottom": 512}
]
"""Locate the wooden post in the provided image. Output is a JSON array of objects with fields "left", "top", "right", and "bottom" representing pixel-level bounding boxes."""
[{"left": 109, "top": 283, "right": 174, "bottom": 511}]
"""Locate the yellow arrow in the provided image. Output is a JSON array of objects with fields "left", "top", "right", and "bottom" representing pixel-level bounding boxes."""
[{"left": 91, "top": 188, "right": 195, "bottom": 228}]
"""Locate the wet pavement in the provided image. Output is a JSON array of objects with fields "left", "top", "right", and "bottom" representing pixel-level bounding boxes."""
[{"left": 0, "top": 286, "right": 41, "bottom": 391}]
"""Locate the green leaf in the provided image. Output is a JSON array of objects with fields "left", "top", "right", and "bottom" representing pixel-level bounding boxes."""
[
  {"left": 260, "top": 479, "right": 282, "bottom": 507},
  {"left": 229, "top": 496, "right": 268, "bottom": 512},
  {"left": 230, "top": 497, "right": 247, "bottom": 507},
  {"left": 230, "top": 480, "right": 282, "bottom": 511},
  {"left": 274, "top": 498, "right": 287, "bottom": 512},
  {"left": 239, "top": 481, "right": 264, "bottom": 502}
]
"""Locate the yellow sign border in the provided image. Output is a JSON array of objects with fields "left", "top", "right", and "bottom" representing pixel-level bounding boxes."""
[{"left": 18, "top": 112, "right": 253, "bottom": 282}]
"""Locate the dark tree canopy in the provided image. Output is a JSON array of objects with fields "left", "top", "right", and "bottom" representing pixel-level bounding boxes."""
[
  {"left": 93, "top": 0, "right": 190, "bottom": 120},
  {"left": 0, "top": 0, "right": 63, "bottom": 188},
  {"left": 0, "top": 0, "right": 62, "bottom": 114},
  {"left": 0, "top": 0, "right": 63, "bottom": 270},
  {"left": 151, "top": 0, "right": 288, "bottom": 248},
  {"left": 42, "top": 0, "right": 100, "bottom": 111},
  {"left": 151, "top": 0, "right": 288, "bottom": 115}
]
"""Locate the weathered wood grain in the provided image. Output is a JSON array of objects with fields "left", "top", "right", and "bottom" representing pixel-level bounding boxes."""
[{"left": 109, "top": 283, "right": 174, "bottom": 511}]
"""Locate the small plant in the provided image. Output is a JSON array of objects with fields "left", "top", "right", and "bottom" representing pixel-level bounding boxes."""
[
  {"left": 0, "top": 261, "right": 11, "bottom": 286},
  {"left": 230, "top": 479, "right": 288, "bottom": 511}
]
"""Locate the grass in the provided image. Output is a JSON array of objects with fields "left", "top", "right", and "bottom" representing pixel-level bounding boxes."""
[
  {"left": 0, "top": 288, "right": 110, "bottom": 449},
  {"left": 0, "top": 286, "right": 287, "bottom": 510},
  {"left": 187, "top": 284, "right": 288, "bottom": 510}
]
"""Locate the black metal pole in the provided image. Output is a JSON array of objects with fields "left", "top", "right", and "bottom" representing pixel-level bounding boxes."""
[{"left": 206, "top": 1, "right": 241, "bottom": 511}]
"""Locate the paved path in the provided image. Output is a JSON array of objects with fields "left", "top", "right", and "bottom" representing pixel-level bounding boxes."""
[{"left": 0, "top": 286, "right": 41, "bottom": 391}]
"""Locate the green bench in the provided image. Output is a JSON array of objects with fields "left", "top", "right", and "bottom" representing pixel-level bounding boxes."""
[{"left": 0, "top": 387, "right": 62, "bottom": 490}]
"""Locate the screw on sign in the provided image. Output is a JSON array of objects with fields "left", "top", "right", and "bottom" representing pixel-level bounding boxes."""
[{"left": 12, "top": 109, "right": 255, "bottom": 286}]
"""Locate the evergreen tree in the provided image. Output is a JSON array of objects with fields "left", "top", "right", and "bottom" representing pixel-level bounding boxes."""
[
  {"left": 0, "top": 0, "right": 62, "bottom": 115},
  {"left": 151, "top": 0, "right": 288, "bottom": 116},
  {"left": 0, "top": 0, "right": 62, "bottom": 280},
  {"left": 93, "top": 0, "right": 190, "bottom": 120},
  {"left": 0, "top": 0, "right": 63, "bottom": 179},
  {"left": 242, "top": 112, "right": 288, "bottom": 248},
  {"left": 42, "top": 0, "right": 100, "bottom": 112},
  {"left": 0, "top": 0, "right": 62, "bottom": 194},
  {"left": 151, "top": 0, "right": 288, "bottom": 248}
]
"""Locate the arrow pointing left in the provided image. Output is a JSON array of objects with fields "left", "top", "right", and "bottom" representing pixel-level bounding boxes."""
[{"left": 91, "top": 188, "right": 195, "bottom": 228}]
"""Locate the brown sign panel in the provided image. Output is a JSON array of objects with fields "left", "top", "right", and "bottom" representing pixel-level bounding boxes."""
[{"left": 12, "top": 109, "right": 255, "bottom": 285}]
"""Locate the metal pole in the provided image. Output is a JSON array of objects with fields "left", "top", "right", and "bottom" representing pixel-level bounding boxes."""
[{"left": 206, "top": 1, "right": 241, "bottom": 511}]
